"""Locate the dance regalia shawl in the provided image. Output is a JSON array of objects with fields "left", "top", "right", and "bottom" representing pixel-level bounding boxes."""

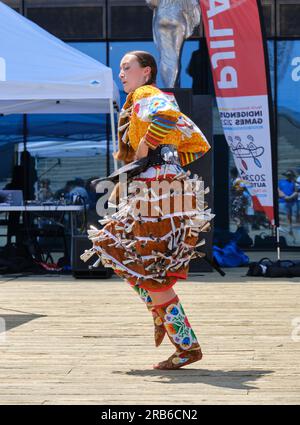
[{"left": 81, "top": 85, "right": 214, "bottom": 291}]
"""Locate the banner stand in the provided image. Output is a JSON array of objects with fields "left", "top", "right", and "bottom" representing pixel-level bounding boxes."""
[{"left": 276, "top": 226, "right": 281, "bottom": 261}]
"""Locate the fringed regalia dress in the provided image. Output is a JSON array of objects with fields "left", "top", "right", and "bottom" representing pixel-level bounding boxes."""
[{"left": 81, "top": 85, "right": 214, "bottom": 292}]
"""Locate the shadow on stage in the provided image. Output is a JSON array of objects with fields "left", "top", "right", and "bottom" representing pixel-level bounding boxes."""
[
  {"left": 0, "top": 313, "right": 46, "bottom": 332},
  {"left": 113, "top": 368, "right": 274, "bottom": 390}
]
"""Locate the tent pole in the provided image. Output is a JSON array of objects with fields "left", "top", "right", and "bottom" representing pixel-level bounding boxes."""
[
  {"left": 23, "top": 114, "right": 28, "bottom": 200},
  {"left": 109, "top": 99, "right": 118, "bottom": 171}
]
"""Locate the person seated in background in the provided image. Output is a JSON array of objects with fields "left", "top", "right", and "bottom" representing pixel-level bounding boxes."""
[
  {"left": 54, "top": 181, "right": 74, "bottom": 202},
  {"left": 54, "top": 178, "right": 89, "bottom": 205},
  {"left": 69, "top": 178, "right": 89, "bottom": 205},
  {"left": 230, "top": 167, "right": 252, "bottom": 231},
  {"left": 37, "top": 178, "right": 53, "bottom": 202},
  {"left": 278, "top": 170, "right": 298, "bottom": 236}
]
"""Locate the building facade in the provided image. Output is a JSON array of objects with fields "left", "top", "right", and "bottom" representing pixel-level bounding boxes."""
[{"left": 1, "top": 0, "right": 300, "bottom": 248}]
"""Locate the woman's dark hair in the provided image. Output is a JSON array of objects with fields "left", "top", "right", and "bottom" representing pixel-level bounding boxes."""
[{"left": 126, "top": 50, "right": 157, "bottom": 85}]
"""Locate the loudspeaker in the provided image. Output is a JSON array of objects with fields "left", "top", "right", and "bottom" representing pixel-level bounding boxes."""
[
  {"left": 72, "top": 235, "right": 113, "bottom": 279},
  {"left": 163, "top": 90, "right": 214, "bottom": 272}
]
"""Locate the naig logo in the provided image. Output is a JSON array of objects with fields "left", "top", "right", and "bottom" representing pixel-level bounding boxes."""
[{"left": 0, "top": 57, "right": 6, "bottom": 81}]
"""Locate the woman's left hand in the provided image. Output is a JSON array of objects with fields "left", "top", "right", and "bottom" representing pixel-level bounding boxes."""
[{"left": 135, "top": 137, "right": 149, "bottom": 160}]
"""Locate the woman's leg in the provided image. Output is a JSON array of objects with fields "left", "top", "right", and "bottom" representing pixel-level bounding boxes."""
[
  {"left": 147, "top": 288, "right": 176, "bottom": 306},
  {"left": 148, "top": 288, "right": 203, "bottom": 370},
  {"left": 128, "top": 282, "right": 166, "bottom": 347}
]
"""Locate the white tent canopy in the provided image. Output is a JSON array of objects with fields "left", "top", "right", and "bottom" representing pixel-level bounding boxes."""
[
  {"left": 0, "top": 1, "right": 120, "bottom": 169},
  {"left": 0, "top": 1, "right": 119, "bottom": 115}
]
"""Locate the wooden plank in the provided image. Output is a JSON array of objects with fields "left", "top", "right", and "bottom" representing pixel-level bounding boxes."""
[{"left": 0, "top": 274, "right": 300, "bottom": 404}]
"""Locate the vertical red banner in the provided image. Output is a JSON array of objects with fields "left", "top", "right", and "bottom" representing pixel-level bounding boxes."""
[{"left": 200, "top": 0, "right": 275, "bottom": 224}]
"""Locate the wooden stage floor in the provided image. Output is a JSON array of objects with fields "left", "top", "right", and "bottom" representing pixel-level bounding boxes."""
[{"left": 0, "top": 269, "right": 300, "bottom": 405}]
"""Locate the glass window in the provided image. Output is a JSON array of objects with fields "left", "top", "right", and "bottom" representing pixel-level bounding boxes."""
[
  {"left": 180, "top": 40, "right": 200, "bottom": 89},
  {"left": 279, "top": 2, "right": 300, "bottom": 37},
  {"left": 261, "top": 2, "right": 274, "bottom": 37},
  {"left": 25, "top": 0, "right": 105, "bottom": 40},
  {"left": 267, "top": 40, "right": 275, "bottom": 102},
  {"left": 26, "top": 41, "right": 108, "bottom": 150},
  {"left": 0, "top": 141, "right": 16, "bottom": 185},
  {"left": 19, "top": 140, "right": 113, "bottom": 199},
  {"left": 23, "top": 41, "right": 111, "bottom": 192},
  {"left": 68, "top": 41, "right": 107, "bottom": 64},
  {"left": 277, "top": 40, "right": 300, "bottom": 245},
  {"left": 109, "top": 4, "right": 152, "bottom": 39},
  {"left": 226, "top": 40, "right": 277, "bottom": 242},
  {"left": 2, "top": 0, "right": 22, "bottom": 12},
  {"left": 0, "top": 115, "right": 24, "bottom": 145},
  {"left": 0, "top": 114, "right": 24, "bottom": 191}
]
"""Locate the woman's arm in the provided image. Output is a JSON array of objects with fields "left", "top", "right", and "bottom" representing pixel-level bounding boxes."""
[
  {"left": 278, "top": 188, "right": 286, "bottom": 199},
  {"left": 134, "top": 113, "right": 177, "bottom": 160},
  {"left": 135, "top": 137, "right": 149, "bottom": 160}
]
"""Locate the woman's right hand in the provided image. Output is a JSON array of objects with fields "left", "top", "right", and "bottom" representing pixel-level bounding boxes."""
[{"left": 135, "top": 137, "right": 149, "bottom": 160}]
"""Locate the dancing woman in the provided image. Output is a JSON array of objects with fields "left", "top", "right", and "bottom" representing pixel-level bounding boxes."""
[{"left": 81, "top": 51, "right": 214, "bottom": 369}]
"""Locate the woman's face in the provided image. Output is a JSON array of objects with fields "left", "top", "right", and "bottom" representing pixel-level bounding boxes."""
[{"left": 119, "top": 54, "right": 151, "bottom": 93}]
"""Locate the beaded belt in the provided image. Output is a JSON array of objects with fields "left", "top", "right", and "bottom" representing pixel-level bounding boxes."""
[
  {"left": 147, "top": 144, "right": 180, "bottom": 167},
  {"left": 92, "top": 144, "right": 180, "bottom": 185}
]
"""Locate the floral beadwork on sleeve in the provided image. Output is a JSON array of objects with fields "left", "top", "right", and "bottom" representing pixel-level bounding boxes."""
[
  {"left": 130, "top": 85, "right": 211, "bottom": 165},
  {"left": 133, "top": 89, "right": 180, "bottom": 122}
]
